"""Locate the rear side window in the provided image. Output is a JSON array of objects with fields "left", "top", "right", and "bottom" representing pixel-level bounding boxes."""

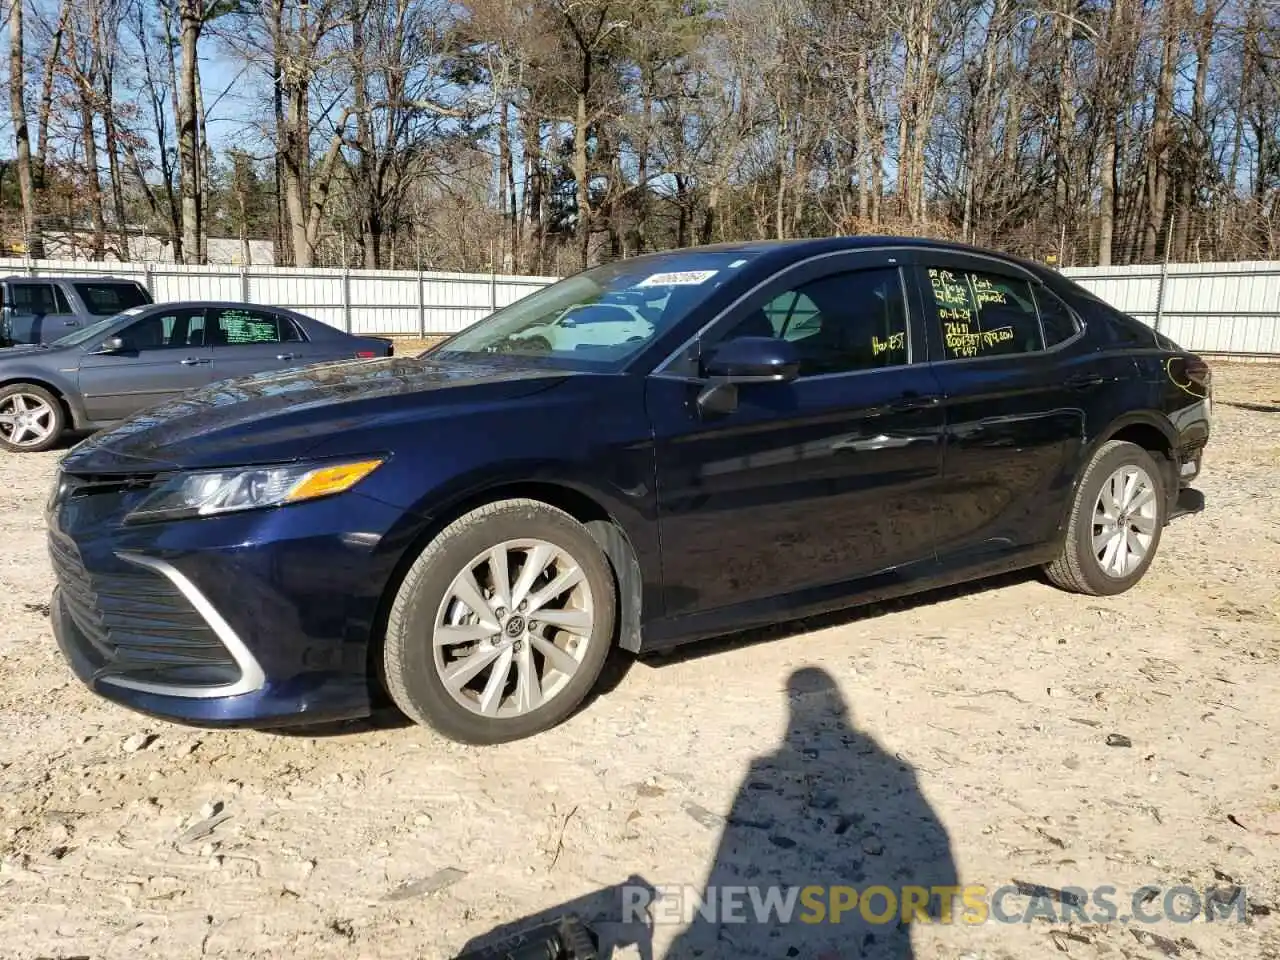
[
  {"left": 1070, "top": 292, "right": 1158, "bottom": 348},
  {"left": 923, "top": 268, "right": 1044, "bottom": 358},
  {"left": 1034, "top": 288, "right": 1080, "bottom": 347},
  {"left": 210, "top": 308, "right": 301, "bottom": 345},
  {"left": 74, "top": 282, "right": 151, "bottom": 315}
]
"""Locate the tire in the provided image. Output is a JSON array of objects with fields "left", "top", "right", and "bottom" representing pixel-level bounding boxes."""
[
  {"left": 1045, "top": 440, "right": 1167, "bottom": 596},
  {"left": 383, "top": 498, "right": 617, "bottom": 744},
  {"left": 0, "top": 383, "right": 66, "bottom": 453}
]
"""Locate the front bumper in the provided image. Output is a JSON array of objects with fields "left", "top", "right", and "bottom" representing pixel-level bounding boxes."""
[{"left": 48, "top": 485, "right": 411, "bottom": 727}]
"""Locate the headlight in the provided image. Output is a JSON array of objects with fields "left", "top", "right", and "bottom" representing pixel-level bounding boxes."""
[{"left": 124, "top": 458, "right": 384, "bottom": 524}]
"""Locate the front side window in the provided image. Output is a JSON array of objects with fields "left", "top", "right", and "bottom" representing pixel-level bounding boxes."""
[
  {"left": 7, "top": 283, "right": 61, "bottom": 314},
  {"left": 122, "top": 309, "right": 206, "bottom": 350},
  {"left": 722, "top": 267, "right": 909, "bottom": 376},
  {"left": 924, "top": 267, "right": 1044, "bottom": 359},
  {"left": 436, "top": 250, "right": 764, "bottom": 369},
  {"left": 74, "top": 282, "right": 151, "bottom": 315}
]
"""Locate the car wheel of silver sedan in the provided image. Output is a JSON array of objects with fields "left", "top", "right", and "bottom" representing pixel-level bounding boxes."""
[
  {"left": 383, "top": 498, "right": 617, "bottom": 744},
  {"left": 0, "top": 383, "right": 65, "bottom": 453}
]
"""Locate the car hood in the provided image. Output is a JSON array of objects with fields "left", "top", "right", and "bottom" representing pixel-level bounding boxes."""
[
  {"left": 61, "top": 355, "right": 573, "bottom": 473},
  {"left": 0, "top": 342, "right": 74, "bottom": 359}
]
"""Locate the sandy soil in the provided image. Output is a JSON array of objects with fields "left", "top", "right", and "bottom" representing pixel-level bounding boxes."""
[{"left": 1, "top": 364, "right": 1277, "bottom": 960}]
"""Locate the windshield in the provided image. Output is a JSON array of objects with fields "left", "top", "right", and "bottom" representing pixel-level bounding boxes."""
[
  {"left": 436, "top": 250, "right": 762, "bottom": 367},
  {"left": 51, "top": 307, "right": 146, "bottom": 348}
]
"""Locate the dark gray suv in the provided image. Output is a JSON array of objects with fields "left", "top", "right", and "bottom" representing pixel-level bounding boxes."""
[{"left": 0, "top": 276, "right": 152, "bottom": 346}]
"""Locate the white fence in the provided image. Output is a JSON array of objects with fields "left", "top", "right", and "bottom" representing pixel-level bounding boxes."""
[
  {"left": 0, "top": 258, "right": 558, "bottom": 338},
  {"left": 1062, "top": 261, "right": 1280, "bottom": 358},
  {"left": 4, "top": 255, "right": 1278, "bottom": 356}
]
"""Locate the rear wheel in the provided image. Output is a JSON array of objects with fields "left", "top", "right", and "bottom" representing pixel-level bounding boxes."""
[
  {"left": 0, "top": 383, "right": 65, "bottom": 453},
  {"left": 383, "top": 499, "right": 616, "bottom": 744},
  {"left": 1045, "top": 440, "right": 1166, "bottom": 596}
]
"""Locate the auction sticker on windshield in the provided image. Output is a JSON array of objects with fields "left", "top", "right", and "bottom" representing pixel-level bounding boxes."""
[{"left": 637, "top": 270, "right": 718, "bottom": 287}]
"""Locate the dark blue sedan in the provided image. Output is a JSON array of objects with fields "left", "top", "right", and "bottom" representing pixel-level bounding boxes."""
[{"left": 46, "top": 238, "right": 1211, "bottom": 743}]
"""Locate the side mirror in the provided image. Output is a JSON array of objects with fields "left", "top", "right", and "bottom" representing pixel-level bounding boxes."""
[
  {"left": 701, "top": 336, "right": 800, "bottom": 383},
  {"left": 97, "top": 336, "right": 126, "bottom": 354}
]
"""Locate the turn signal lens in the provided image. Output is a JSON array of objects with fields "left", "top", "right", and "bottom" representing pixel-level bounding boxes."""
[{"left": 284, "top": 460, "right": 384, "bottom": 503}]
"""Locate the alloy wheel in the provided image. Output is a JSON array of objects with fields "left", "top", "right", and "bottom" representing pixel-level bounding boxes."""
[
  {"left": 0, "top": 393, "right": 57, "bottom": 448},
  {"left": 1092, "top": 465, "right": 1159, "bottom": 578},
  {"left": 432, "top": 538, "right": 595, "bottom": 718}
]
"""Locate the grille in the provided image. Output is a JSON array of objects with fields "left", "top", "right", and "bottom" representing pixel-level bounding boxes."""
[{"left": 49, "top": 533, "right": 240, "bottom": 687}]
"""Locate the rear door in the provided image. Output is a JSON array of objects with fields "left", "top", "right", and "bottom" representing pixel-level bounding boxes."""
[
  {"left": 77, "top": 307, "right": 214, "bottom": 422},
  {"left": 910, "top": 253, "right": 1107, "bottom": 569},
  {"left": 207, "top": 306, "right": 312, "bottom": 380}
]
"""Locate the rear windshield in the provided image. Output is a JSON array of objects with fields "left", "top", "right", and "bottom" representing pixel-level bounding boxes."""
[{"left": 74, "top": 282, "right": 152, "bottom": 315}]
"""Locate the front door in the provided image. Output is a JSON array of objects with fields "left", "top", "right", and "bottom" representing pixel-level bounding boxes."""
[
  {"left": 4, "top": 282, "right": 78, "bottom": 344},
  {"left": 648, "top": 253, "right": 945, "bottom": 623},
  {"left": 77, "top": 307, "right": 214, "bottom": 422}
]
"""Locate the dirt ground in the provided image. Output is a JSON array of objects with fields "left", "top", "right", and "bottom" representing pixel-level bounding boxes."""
[{"left": 1, "top": 363, "right": 1278, "bottom": 960}]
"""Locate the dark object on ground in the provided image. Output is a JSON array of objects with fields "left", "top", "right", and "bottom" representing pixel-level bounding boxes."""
[{"left": 453, "top": 916, "right": 598, "bottom": 960}]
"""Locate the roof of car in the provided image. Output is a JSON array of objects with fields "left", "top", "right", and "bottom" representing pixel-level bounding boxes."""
[
  {"left": 131, "top": 300, "right": 306, "bottom": 313},
  {"left": 1, "top": 274, "right": 145, "bottom": 283},
  {"left": 620, "top": 235, "right": 1056, "bottom": 280}
]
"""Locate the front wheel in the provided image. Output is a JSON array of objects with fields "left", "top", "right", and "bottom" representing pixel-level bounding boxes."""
[
  {"left": 0, "top": 383, "right": 66, "bottom": 453},
  {"left": 1045, "top": 440, "right": 1166, "bottom": 596},
  {"left": 383, "top": 499, "right": 617, "bottom": 744}
]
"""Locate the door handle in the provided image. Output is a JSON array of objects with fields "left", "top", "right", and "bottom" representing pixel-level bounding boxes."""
[
  {"left": 888, "top": 394, "right": 941, "bottom": 412},
  {"left": 180, "top": 357, "right": 211, "bottom": 366},
  {"left": 276, "top": 353, "right": 296, "bottom": 361},
  {"left": 1066, "top": 374, "right": 1105, "bottom": 389},
  {"left": 832, "top": 434, "right": 920, "bottom": 453}
]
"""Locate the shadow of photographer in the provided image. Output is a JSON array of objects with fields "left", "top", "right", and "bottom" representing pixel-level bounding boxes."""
[{"left": 452, "top": 666, "right": 956, "bottom": 960}]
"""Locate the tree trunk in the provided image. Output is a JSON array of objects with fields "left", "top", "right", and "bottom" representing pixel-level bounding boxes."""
[
  {"left": 1174, "top": 0, "right": 1214, "bottom": 259},
  {"left": 1098, "top": 123, "right": 1117, "bottom": 266},
  {"left": 521, "top": 110, "right": 544, "bottom": 273},
  {"left": 283, "top": 85, "right": 311, "bottom": 266},
  {"left": 195, "top": 58, "right": 211, "bottom": 264},
  {"left": 849, "top": 57, "right": 868, "bottom": 222},
  {"left": 1054, "top": 1, "right": 1077, "bottom": 237},
  {"left": 896, "top": 5, "right": 915, "bottom": 218},
  {"left": 177, "top": 0, "right": 203, "bottom": 263},
  {"left": 575, "top": 87, "right": 591, "bottom": 269},
  {"left": 497, "top": 98, "right": 513, "bottom": 269},
  {"left": 102, "top": 98, "right": 130, "bottom": 259},
  {"left": 8, "top": 0, "right": 42, "bottom": 256},
  {"left": 636, "top": 78, "right": 651, "bottom": 253},
  {"left": 352, "top": 7, "right": 377, "bottom": 270},
  {"left": 1142, "top": 0, "right": 1179, "bottom": 262},
  {"left": 79, "top": 93, "right": 107, "bottom": 260},
  {"left": 34, "top": 2, "right": 67, "bottom": 197}
]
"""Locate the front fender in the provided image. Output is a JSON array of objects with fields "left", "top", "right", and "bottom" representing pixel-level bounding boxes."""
[{"left": 0, "top": 364, "right": 89, "bottom": 428}]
